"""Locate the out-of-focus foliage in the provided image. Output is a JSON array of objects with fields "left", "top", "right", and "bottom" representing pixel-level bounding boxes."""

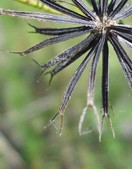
[
  {"left": 16, "top": 0, "right": 60, "bottom": 13},
  {"left": 0, "top": 1, "right": 132, "bottom": 169},
  {"left": 17, "top": 0, "right": 44, "bottom": 9}
]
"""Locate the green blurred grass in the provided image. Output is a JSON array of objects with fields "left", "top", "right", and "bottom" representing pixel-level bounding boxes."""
[{"left": 0, "top": 1, "right": 132, "bottom": 169}]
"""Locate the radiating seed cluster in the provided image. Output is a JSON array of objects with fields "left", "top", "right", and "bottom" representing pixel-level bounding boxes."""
[{"left": 0, "top": 0, "right": 131, "bottom": 140}]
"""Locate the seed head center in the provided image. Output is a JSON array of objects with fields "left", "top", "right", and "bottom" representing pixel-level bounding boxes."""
[{"left": 95, "top": 16, "right": 117, "bottom": 32}]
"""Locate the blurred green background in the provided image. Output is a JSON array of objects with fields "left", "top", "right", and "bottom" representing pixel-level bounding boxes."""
[{"left": 0, "top": 0, "right": 132, "bottom": 169}]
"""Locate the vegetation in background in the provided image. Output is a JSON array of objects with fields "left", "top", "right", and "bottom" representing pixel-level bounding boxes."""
[{"left": 0, "top": 1, "right": 132, "bottom": 169}]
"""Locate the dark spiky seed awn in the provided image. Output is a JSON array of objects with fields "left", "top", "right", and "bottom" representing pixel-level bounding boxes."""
[{"left": 0, "top": 0, "right": 131, "bottom": 141}]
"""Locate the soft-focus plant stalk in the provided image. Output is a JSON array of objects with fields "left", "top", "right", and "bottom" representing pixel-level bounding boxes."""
[{"left": 16, "top": 0, "right": 59, "bottom": 13}]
